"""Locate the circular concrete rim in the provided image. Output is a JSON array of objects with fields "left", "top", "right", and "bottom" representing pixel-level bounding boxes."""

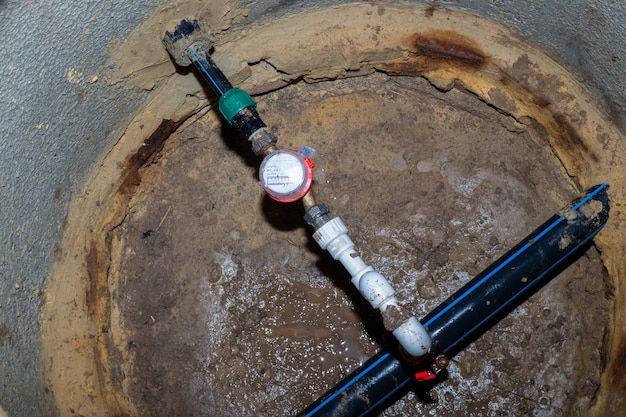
[{"left": 42, "top": 3, "right": 626, "bottom": 416}]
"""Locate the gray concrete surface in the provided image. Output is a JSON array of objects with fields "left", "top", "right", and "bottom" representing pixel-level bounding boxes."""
[
  {"left": 0, "top": 0, "right": 623, "bottom": 415},
  {"left": 0, "top": 1, "right": 161, "bottom": 415}
]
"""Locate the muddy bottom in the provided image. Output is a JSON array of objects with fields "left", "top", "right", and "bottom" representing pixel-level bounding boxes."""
[{"left": 109, "top": 73, "right": 610, "bottom": 416}]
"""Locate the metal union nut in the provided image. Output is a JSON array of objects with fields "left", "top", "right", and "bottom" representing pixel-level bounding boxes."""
[{"left": 304, "top": 204, "right": 329, "bottom": 226}]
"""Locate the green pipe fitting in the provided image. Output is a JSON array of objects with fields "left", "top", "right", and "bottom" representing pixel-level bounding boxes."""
[{"left": 218, "top": 88, "right": 256, "bottom": 124}]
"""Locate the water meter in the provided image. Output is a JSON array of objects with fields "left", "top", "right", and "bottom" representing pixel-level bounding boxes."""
[{"left": 259, "top": 149, "right": 314, "bottom": 202}]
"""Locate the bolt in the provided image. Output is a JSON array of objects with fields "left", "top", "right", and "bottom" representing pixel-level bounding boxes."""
[{"left": 434, "top": 354, "right": 450, "bottom": 369}]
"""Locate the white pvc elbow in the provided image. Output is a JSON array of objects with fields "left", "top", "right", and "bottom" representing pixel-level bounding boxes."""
[
  {"left": 313, "top": 217, "right": 432, "bottom": 357},
  {"left": 392, "top": 316, "right": 432, "bottom": 357}
]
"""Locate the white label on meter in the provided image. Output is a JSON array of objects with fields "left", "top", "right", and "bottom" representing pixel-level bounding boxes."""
[{"left": 259, "top": 150, "right": 312, "bottom": 202}]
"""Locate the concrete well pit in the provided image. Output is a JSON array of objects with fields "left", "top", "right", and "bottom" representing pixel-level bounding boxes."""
[
  {"left": 6, "top": 2, "right": 623, "bottom": 416},
  {"left": 104, "top": 74, "right": 610, "bottom": 416}
]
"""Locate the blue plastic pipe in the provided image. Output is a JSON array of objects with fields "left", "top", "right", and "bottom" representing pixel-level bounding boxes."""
[{"left": 299, "top": 184, "right": 610, "bottom": 417}]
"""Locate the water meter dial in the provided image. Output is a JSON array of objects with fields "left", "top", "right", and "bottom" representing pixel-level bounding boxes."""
[{"left": 259, "top": 149, "right": 314, "bottom": 203}]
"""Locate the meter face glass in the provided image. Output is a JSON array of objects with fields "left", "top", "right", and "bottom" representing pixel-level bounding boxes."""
[
  {"left": 260, "top": 150, "right": 313, "bottom": 202},
  {"left": 262, "top": 152, "right": 305, "bottom": 194}
]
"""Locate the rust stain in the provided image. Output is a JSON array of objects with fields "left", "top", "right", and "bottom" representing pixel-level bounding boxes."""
[
  {"left": 87, "top": 119, "right": 183, "bottom": 321},
  {"left": 551, "top": 113, "right": 600, "bottom": 163},
  {"left": 425, "top": 5, "right": 436, "bottom": 17},
  {"left": 119, "top": 119, "right": 181, "bottom": 195},
  {"left": 378, "top": 30, "right": 600, "bottom": 179},
  {"left": 380, "top": 30, "right": 600, "bottom": 178},
  {"left": 412, "top": 30, "right": 488, "bottom": 69},
  {"left": 377, "top": 30, "right": 489, "bottom": 76},
  {"left": 499, "top": 75, "right": 551, "bottom": 108},
  {"left": 86, "top": 240, "right": 108, "bottom": 319},
  {"left": 80, "top": 117, "right": 184, "bottom": 417},
  {"left": 496, "top": 72, "right": 599, "bottom": 171}
]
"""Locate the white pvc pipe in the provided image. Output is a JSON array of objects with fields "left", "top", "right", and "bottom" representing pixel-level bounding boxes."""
[{"left": 313, "top": 217, "right": 432, "bottom": 357}]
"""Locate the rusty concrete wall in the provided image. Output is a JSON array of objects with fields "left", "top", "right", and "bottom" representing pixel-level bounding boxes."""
[{"left": 246, "top": 0, "right": 626, "bottom": 131}]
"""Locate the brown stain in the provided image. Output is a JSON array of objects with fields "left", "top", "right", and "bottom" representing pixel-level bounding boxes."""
[
  {"left": 377, "top": 30, "right": 488, "bottom": 77},
  {"left": 497, "top": 73, "right": 600, "bottom": 171},
  {"left": 551, "top": 113, "right": 599, "bottom": 163},
  {"left": 119, "top": 119, "right": 182, "bottom": 196},
  {"left": 86, "top": 238, "right": 131, "bottom": 415},
  {"left": 412, "top": 30, "right": 488, "bottom": 69},
  {"left": 611, "top": 339, "right": 626, "bottom": 385},
  {"left": 499, "top": 55, "right": 600, "bottom": 169},
  {"left": 595, "top": 337, "right": 626, "bottom": 414},
  {"left": 0, "top": 324, "right": 10, "bottom": 347},
  {"left": 379, "top": 32, "right": 599, "bottom": 179},
  {"left": 499, "top": 75, "right": 551, "bottom": 108},
  {"left": 82, "top": 118, "right": 186, "bottom": 417},
  {"left": 86, "top": 240, "right": 108, "bottom": 320},
  {"left": 376, "top": 56, "right": 433, "bottom": 77}
]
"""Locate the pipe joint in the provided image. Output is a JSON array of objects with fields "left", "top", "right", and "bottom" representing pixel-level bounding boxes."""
[
  {"left": 312, "top": 217, "right": 432, "bottom": 358},
  {"left": 392, "top": 316, "right": 432, "bottom": 358},
  {"left": 248, "top": 128, "right": 278, "bottom": 156},
  {"left": 219, "top": 88, "right": 256, "bottom": 124},
  {"left": 313, "top": 217, "right": 348, "bottom": 251},
  {"left": 355, "top": 270, "right": 397, "bottom": 310},
  {"left": 303, "top": 203, "right": 330, "bottom": 230}
]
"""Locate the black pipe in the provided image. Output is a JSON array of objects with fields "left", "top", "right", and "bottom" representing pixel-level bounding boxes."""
[
  {"left": 230, "top": 108, "right": 268, "bottom": 140},
  {"left": 186, "top": 44, "right": 269, "bottom": 145},
  {"left": 187, "top": 44, "right": 234, "bottom": 96},
  {"left": 299, "top": 183, "right": 610, "bottom": 417}
]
